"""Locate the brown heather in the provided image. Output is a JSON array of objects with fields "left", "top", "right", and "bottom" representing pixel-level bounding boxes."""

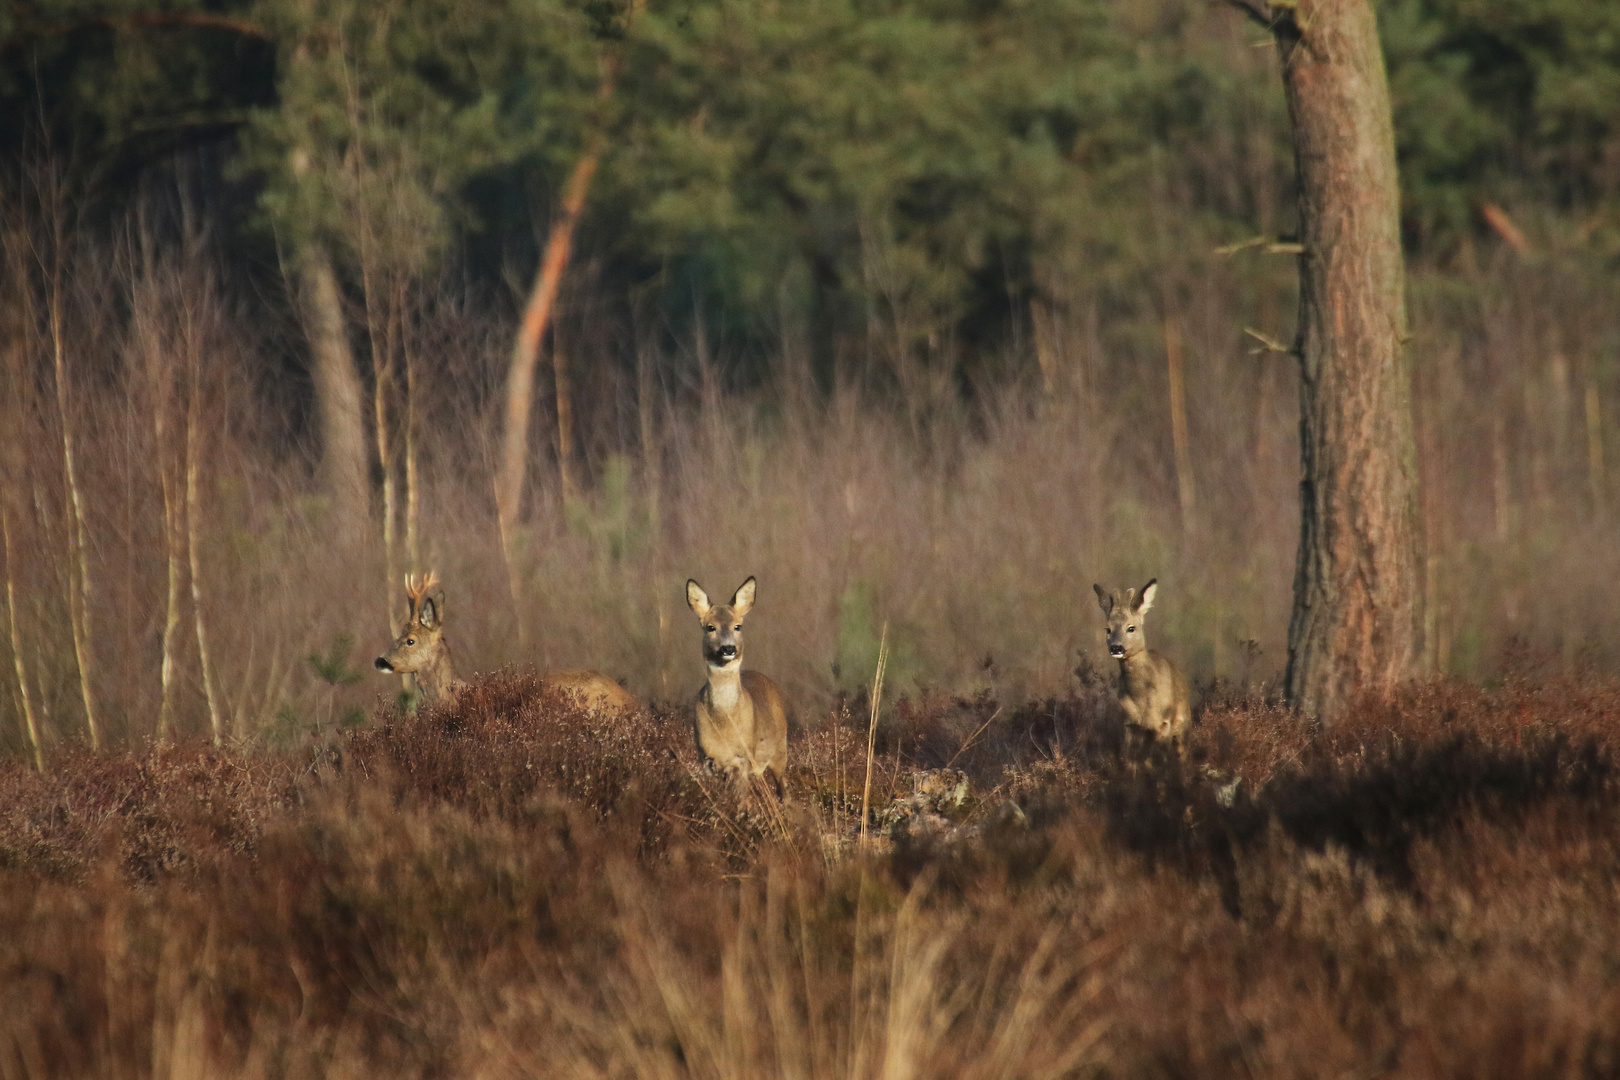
[{"left": 0, "top": 675, "right": 1617, "bottom": 1077}]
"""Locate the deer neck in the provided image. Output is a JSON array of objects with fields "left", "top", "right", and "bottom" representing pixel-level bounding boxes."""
[
  {"left": 1117, "top": 649, "right": 1154, "bottom": 693},
  {"left": 418, "top": 640, "right": 464, "bottom": 704},
  {"left": 706, "top": 663, "right": 745, "bottom": 717}
]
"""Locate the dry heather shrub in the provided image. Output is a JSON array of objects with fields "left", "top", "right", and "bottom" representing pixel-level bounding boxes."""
[
  {"left": 339, "top": 672, "right": 789, "bottom": 861},
  {"left": 0, "top": 742, "right": 296, "bottom": 883},
  {"left": 2, "top": 676, "right": 1620, "bottom": 1078}
]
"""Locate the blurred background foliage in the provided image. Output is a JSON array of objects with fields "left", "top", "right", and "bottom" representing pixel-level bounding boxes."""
[
  {"left": 6, "top": 0, "right": 1617, "bottom": 364},
  {"left": 1, "top": 0, "right": 1619, "bottom": 746}
]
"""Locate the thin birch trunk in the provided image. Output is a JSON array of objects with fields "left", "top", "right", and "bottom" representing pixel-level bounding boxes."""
[
  {"left": 397, "top": 299, "right": 422, "bottom": 702},
  {"left": 1418, "top": 364, "right": 1441, "bottom": 676},
  {"left": 364, "top": 272, "right": 400, "bottom": 635},
  {"left": 637, "top": 344, "right": 669, "bottom": 698},
  {"left": 2, "top": 502, "right": 43, "bottom": 771},
  {"left": 1253, "top": 283, "right": 1279, "bottom": 472},
  {"left": 1492, "top": 411, "right": 1511, "bottom": 542},
  {"left": 1586, "top": 380, "right": 1606, "bottom": 517},
  {"left": 130, "top": 209, "right": 186, "bottom": 739},
  {"left": 0, "top": 237, "right": 42, "bottom": 767},
  {"left": 185, "top": 346, "right": 223, "bottom": 744},
  {"left": 1164, "top": 315, "right": 1196, "bottom": 538},
  {"left": 402, "top": 283, "right": 421, "bottom": 572},
  {"left": 554, "top": 336, "right": 579, "bottom": 505},
  {"left": 48, "top": 264, "right": 101, "bottom": 749},
  {"left": 637, "top": 343, "right": 660, "bottom": 534},
  {"left": 1030, "top": 296, "right": 1059, "bottom": 397},
  {"left": 346, "top": 56, "right": 402, "bottom": 636},
  {"left": 155, "top": 376, "right": 184, "bottom": 738}
]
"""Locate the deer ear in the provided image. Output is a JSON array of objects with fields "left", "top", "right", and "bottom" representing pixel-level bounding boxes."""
[
  {"left": 731, "top": 576, "right": 757, "bottom": 618},
  {"left": 419, "top": 594, "right": 443, "bottom": 630},
  {"left": 1136, "top": 579, "right": 1158, "bottom": 614},
  {"left": 686, "top": 580, "right": 712, "bottom": 619},
  {"left": 1093, "top": 584, "right": 1112, "bottom": 615}
]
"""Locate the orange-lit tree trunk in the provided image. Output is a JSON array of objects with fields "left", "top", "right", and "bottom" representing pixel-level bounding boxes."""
[
  {"left": 493, "top": 1, "right": 645, "bottom": 609},
  {"left": 492, "top": 134, "right": 603, "bottom": 634},
  {"left": 1227, "top": 0, "right": 1422, "bottom": 719},
  {"left": 494, "top": 134, "right": 601, "bottom": 531}
]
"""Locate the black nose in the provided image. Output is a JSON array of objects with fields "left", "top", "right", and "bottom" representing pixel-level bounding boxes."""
[
  {"left": 375, "top": 657, "right": 393, "bottom": 671},
  {"left": 719, "top": 645, "right": 737, "bottom": 658}
]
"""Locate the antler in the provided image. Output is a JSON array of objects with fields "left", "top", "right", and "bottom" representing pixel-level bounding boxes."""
[{"left": 403, "top": 571, "right": 441, "bottom": 620}]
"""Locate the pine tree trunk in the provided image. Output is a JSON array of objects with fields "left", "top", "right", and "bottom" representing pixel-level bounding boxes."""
[{"left": 1270, "top": 0, "right": 1422, "bottom": 719}]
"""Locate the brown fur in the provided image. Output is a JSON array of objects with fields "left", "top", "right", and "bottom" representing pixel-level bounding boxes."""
[
  {"left": 1094, "top": 578, "right": 1191, "bottom": 760},
  {"left": 686, "top": 576, "right": 789, "bottom": 792},
  {"left": 375, "top": 573, "right": 642, "bottom": 714}
]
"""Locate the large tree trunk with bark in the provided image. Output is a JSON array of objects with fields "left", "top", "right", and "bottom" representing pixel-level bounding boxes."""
[
  {"left": 1263, "top": 0, "right": 1422, "bottom": 719},
  {"left": 296, "top": 241, "right": 371, "bottom": 544}
]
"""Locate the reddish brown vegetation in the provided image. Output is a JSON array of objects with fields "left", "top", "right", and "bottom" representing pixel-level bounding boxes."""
[{"left": 2, "top": 676, "right": 1619, "bottom": 1078}]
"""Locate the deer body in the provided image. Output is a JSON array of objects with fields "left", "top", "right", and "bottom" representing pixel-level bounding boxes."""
[
  {"left": 1094, "top": 579, "right": 1190, "bottom": 759},
  {"left": 686, "top": 577, "right": 789, "bottom": 790},
  {"left": 376, "top": 573, "right": 640, "bottom": 713},
  {"left": 542, "top": 668, "right": 643, "bottom": 713}
]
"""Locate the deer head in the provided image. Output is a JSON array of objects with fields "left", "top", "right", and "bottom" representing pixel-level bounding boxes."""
[
  {"left": 1094, "top": 578, "right": 1157, "bottom": 662},
  {"left": 686, "top": 576, "right": 757, "bottom": 672},
  {"left": 376, "top": 571, "right": 447, "bottom": 677}
]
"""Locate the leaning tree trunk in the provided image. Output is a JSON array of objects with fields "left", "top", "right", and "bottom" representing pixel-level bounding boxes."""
[{"left": 1249, "top": 0, "right": 1422, "bottom": 719}]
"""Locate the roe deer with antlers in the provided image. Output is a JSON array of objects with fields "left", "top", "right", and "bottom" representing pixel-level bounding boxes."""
[
  {"left": 1093, "top": 578, "right": 1190, "bottom": 761},
  {"left": 375, "top": 572, "right": 640, "bottom": 712},
  {"left": 686, "top": 576, "right": 789, "bottom": 793}
]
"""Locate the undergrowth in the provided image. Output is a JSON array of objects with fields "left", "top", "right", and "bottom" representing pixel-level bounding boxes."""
[{"left": 1, "top": 674, "right": 1618, "bottom": 1078}]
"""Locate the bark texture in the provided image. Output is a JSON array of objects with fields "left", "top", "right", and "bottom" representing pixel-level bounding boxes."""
[
  {"left": 297, "top": 243, "right": 371, "bottom": 544},
  {"left": 1273, "top": 0, "right": 1422, "bottom": 719}
]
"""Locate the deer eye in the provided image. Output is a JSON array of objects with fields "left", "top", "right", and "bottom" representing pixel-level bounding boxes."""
[
  {"left": 704, "top": 625, "right": 716, "bottom": 632},
  {"left": 733, "top": 624, "right": 742, "bottom": 631},
  {"left": 1126, "top": 626, "right": 1136, "bottom": 633},
  {"left": 406, "top": 637, "right": 416, "bottom": 646}
]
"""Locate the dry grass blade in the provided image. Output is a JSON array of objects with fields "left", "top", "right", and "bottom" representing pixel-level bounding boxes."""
[
  {"left": 944, "top": 706, "right": 1001, "bottom": 771},
  {"left": 859, "top": 622, "right": 890, "bottom": 845}
]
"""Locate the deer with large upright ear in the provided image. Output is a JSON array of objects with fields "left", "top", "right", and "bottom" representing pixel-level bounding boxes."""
[
  {"left": 376, "top": 572, "right": 466, "bottom": 704},
  {"left": 1093, "top": 578, "right": 1191, "bottom": 762},
  {"left": 376, "top": 572, "right": 641, "bottom": 713},
  {"left": 686, "top": 576, "right": 789, "bottom": 794}
]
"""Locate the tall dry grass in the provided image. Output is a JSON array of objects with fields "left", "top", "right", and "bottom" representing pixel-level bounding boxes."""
[{"left": 0, "top": 187, "right": 1617, "bottom": 752}]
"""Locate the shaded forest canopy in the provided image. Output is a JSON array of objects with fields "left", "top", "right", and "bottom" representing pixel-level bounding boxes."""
[{"left": 4, "top": 0, "right": 1618, "bottom": 384}]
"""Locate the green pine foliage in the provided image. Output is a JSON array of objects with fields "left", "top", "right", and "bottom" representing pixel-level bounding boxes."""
[{"left": 5, "top": 0, "right": 1617, "bottom": 348}]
